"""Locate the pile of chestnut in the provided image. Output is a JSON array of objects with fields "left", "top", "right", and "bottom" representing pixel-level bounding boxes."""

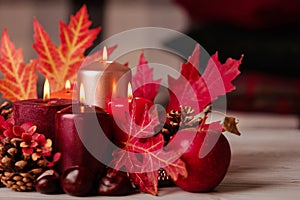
[{"left": 35, "top": 166, "right": 133, "bottom": 196}]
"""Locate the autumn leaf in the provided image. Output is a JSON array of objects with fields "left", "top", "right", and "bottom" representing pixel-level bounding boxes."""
[
  {"left": 111, "top": 102, "right": 186, "bottom": 195},
  {"left": 33, "top": 5, "right": 113, "bottom": 91},
  {"left": 0, "top": 29, "right": 38, "bottom": 101},
  {"left": 222, "top": 116, "right": 241, "bottom": 136},
  {"left": 132, "top": 53, "right": 162, "bottom": 101},
  {"left": 202, "top": 52, "right": 243, "bottom": 101},
  {"left": 167, "top": 44, "right": 243, "bottom": 112}
]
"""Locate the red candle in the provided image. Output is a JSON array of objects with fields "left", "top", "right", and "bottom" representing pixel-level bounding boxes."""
[
  {"left": 12, "top": 79, "right": 73, "bottom": 141},
  {"left": 54, "top": 85, "right": 113, "bottom": 175},
  {"left": 107, "top": 97, "right": 153, "bottom": 126},
  {"left": 107, "top": 84, "right": 154, "bottom": 147},
  {"left": 13, "top": 98, "right": 72, "bottom": 141},
  {"left": 107, "top": 83, "right": 154, "bottom": 126}
]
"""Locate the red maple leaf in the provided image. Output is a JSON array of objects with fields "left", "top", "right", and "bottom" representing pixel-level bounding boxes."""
[
  {"left": 167, "top": 44, "right": 243, "bottom": 112},
  {"left": 132, "top": 53, "right": 162, "bottom": 101},
  {"left": 0, "top": 29, "right": 38, "bottom": 101},
  {"left": 111, "top": 103, "right": 187, "bottom": 195},
  {"left": 33, "top": 5, "right": 114, "bottom": 91}
]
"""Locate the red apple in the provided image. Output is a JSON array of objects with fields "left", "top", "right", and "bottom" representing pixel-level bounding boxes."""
[{"left": 167, "top": 128, "right": 231, "bottom": 192}]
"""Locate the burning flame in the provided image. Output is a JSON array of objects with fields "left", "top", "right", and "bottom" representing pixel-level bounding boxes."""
[
  {"left": 65, "top": 80, "right": 71, "bottom": 90},
  {"left": 128, "top": 82, "right": 133, "bottom": 102},
  {"left": 79, "top": 83, "right": 85, "bottom": 104},
  {"left": 79, "top": 83, "right": 85, "bottom": 112},
  {"left": 43, "top": 79, "right": 50, "bottom": 100},
  {"left": 112, "top": 81, "right": 116, "bottom": 95},
  {"left": 103, "top": 46, "right": 108, "bottom": 62}
]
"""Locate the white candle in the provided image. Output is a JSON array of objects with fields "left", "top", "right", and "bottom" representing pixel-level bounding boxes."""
[{"left": 77, "top": 47, "right": 131, "bottom": 109}]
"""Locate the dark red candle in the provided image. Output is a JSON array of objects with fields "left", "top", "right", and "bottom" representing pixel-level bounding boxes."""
[
  {"left": 13, "top": 98, "right": 72, "bottom": 141},
  {"left": 54, "top": 105, "right": 113, "bottom": 176},
  {"left": 107, "top": 97, "right": 154, "bottom": 148},
  {"left": 107, "top": 97, "right": 154, "bottom": 126}
]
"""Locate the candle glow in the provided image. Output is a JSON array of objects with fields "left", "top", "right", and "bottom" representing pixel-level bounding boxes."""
[
  {"left": 79, "top": 83, "right": 85, "bottom": 112},
  {"left": 43, "top": 79, "right": 50, "bottom": 100},
  {"left": 103, "top": 46, "right": 108, "bottom": 62},
  {"left": 65, "top": 80, "right": 71, "bottom": 90},
  {"left": 128, "top": 83, "right": 133, "bottom": 102}
]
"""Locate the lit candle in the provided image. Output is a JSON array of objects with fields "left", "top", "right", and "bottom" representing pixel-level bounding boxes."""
[
  {"left": 54, "top": 83, "right": 113, "bottom": 175},
  {"left": 50, "top": 80, "right": 75, "bottom": 100},
  {"left": 107, "top": 83, "right": 154, "bottom": 147},
  {"left": 108, "top": 83, "right": 154, "bottom": 124},
  {"left": 13, "top": 79, "right": 72, "bottom": 141},
  {"left": 77, "top": 46, "right": 131, "bottom": 109}
]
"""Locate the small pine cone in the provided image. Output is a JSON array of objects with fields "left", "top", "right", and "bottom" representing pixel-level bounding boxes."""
[
  {"left": 158, "top": 168, "right": 174, "bottom": 187},
  {"left": 0, "top": 101, "right": 13, "bottom": 120},
  {"left": 161, "top": 110, "right": 182, "bottom": 143},
  {"left": 167, "top": 110, "right": 181, "bottom": 127},
  {"left": 0, "top": 171, "right": 37, "bottom": 191},
  {"left": 180, "top": 106, "right": 203, "bottom": 128}
]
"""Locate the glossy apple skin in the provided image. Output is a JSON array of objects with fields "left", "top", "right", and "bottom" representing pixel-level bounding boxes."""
[{"left": 171, "top": 128, "right": 231, "bottom": 192}]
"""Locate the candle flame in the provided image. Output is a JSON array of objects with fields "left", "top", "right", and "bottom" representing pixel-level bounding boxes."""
[
  {"left": 79, "top": 83, "right": 85, "bottom": 112},
  {"left": 128, "top": 82, "right": 133, "bottom": 102},
  {"left": 103, "top": 46, "right": 108, "bottom": 61},
  {"left": 43, "top": 79, "right": 50, "bottom": 100},
  {"left": 79, "top": 83, "right": 85, "bottom": 104},
  {"left": 65, "top": 80, "right": 71, "bottom": 90},
  {"left": 112, "top": 80, "right": 116, "bottom": 94}
]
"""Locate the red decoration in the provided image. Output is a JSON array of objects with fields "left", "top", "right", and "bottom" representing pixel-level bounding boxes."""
[
  {"left": 167, "top": 44, "right": 243, "bottom": 112},
  {"left": 132, "top": 53, "right": 162, "bottom": 101},
  {"left": 111, "top": 104, "right": 187, "bottom": 195}
]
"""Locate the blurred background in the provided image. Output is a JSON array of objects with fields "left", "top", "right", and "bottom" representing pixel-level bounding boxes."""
[{"left": 0, "top": 0, "right": 299, "bottom": 115}]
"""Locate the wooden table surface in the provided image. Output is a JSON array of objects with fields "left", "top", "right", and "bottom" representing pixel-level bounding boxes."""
[{"left": 1, "top": 112, "right": 299, "bottom": 200}]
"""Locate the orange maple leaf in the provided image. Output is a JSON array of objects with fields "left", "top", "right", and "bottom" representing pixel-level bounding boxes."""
[
  {"left": 0, "top": 29, "right": 38, "bottom": 101},
  {"left": 33, "top": 5, "right": 103, "bottom": 91}
]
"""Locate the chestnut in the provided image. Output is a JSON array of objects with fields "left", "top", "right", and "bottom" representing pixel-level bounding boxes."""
[
  {"left": 98, "top": 169, "right": 133, "bottom": 196},
  {"left": 60, "top": 166, "right": 96, "bottom": 196},
  {"left": 35, "top": 170, "right": 62, "bottom": 194}
]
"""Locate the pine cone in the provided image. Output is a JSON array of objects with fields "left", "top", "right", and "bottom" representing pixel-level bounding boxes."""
[
  {"left": 0, "top": 170, "right": 40, "bottom": 191},
  {"left": 180, "top": 106, "right": 202, "bottom": 128},
  {"left": 158, "top": 168, "right": 173, "bottom": 187},
  {"left": 161, "top": 110, "right": 181, "bottom": 144},
  {"left": 0, "top": 138, "right": 45, "bottom": 191},
  {"left": 0, "top": 101, "right": 13, "bottom": 120}
]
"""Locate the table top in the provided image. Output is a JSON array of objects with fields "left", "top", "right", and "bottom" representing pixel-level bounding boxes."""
[{"left": 1, "top": 112, "right": 299, "bottom": 200}]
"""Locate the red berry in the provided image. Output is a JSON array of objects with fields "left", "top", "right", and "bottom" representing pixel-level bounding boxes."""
[{"left": 169, "top": 128, "right": 231, "bottom": 192}]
